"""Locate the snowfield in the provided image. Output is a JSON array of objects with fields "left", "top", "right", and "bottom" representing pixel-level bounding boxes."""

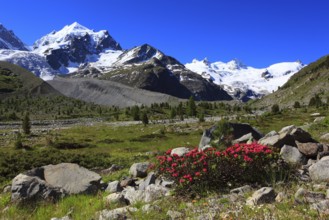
[{"left": 185, "top": 58, "right": 305, "bottom": 99}]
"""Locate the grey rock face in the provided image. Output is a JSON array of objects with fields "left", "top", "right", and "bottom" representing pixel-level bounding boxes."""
[
  {"left": 43, "top": 163, "right": 102, "bottom": 194},
  {"left": 309, "top": 159, "right": 329, "bottom": 183},
  {"left": 246, "top": 187, "right": 276, "bottom": 206},
  {"left": 280, "top": 145, "right": 306, "bottom": 165},
  {"left": 129, "top": 162, "right": 150, "bottom": 178}
]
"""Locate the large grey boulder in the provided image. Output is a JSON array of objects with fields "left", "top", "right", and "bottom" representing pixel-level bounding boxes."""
[
  {"left": 309, "top": 159, "right": 329, "bottom": 183},
  {"left": 43, "top": 163, "right": 102, "bottom": 194},
  {"left": 296, "top": 141, "right": 321, "bottom": 157},
  {"left": 280, "top": 145, "right": 306, "bottom": 165},
  {"left": 129, "top": 162, "right": 150, "bottom": 178},
  {"left": 246, "top": 187, "right": 276, "bottom": 206},
  {"left": 11, "top": 163, "right": 102, "bottom": 203}
]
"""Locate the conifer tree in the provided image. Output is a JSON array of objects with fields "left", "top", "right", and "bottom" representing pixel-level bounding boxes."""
[{"left": 22, "top": 112, "right": 31, "bottom": 135}]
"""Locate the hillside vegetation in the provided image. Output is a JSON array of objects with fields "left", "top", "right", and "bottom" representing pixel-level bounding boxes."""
[
  {"left": 0, "top": 61, "right": 59, "bottom": 98},
  {"left": 253, "top": 55, "right": 329, "bottom": 109}
]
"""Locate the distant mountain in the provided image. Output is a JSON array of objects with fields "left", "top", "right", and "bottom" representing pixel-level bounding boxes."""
[
  {"left": 0, "top": 61, "right": 60, "bottom": 99},
  {"left": 0, "top": 24, "right": 28, "bottom": 51},
  {"left": 95, "top": 44, "right": 233, "bottom": 101},
  {"left": 185, "top": 58, "right": 305, "bottom": 101},
  {"left": 253, "top": 55, "right": 329, "bottom": 108},
  {"left": 33, "top": 22, "right": 122, "bottom": 72}
]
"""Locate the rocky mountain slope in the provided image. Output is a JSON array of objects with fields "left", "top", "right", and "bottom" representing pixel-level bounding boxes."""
[
  {"left": 252, "top": 54, "right": 329, "bottom": 108},
  {"left": 186, "top": 58, "right": 305, "bottom": 101},
  {"left": 0, "top": 24, "right": 28, "bottom": 50},
  {"left": 0, "top": 61, "right": 60, "bottom": 99},
  {"left": 93, "top": 44, "right": 233, "bottom": 101},
  {"left": 48, "top": 77, "right": 181, "bottom": 108}
]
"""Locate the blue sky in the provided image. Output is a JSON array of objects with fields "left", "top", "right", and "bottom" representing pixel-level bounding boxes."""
[{"left": 1, "top": 0, "right": 328, "bottom": 67}]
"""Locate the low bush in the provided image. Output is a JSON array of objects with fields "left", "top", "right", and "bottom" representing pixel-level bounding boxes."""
[{"left": 156, "top": 143, "right": 287, "bottom": 196}]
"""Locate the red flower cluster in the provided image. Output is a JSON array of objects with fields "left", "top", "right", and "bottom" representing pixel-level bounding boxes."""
[{"left": 156, "top": 142, "right": 275, "bottom": 190}]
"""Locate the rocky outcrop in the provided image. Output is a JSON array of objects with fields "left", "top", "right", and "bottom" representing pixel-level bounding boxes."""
[
  {"left": 11, "top": 163, "right": 102, "bottom": 203},
  {"left": 259, "top": 125, "right": 313, "bottom": 148},
  {"left": 199, "top": 122, "right": 263, "bottom": 149},
  {"left": 129, "top": 162, "right": 150, "bottom": 178}
]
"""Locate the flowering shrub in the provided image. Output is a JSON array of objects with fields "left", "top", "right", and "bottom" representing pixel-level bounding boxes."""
[{"left": 156, "top": 143, "right": 282, "bottom": 195}]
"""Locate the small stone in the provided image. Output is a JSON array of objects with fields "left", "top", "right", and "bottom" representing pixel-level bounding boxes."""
[
  {"left": 3, "top": 185, "right": 11, "bottom": 193},
  {"left": 120, "top": 177, "right": 136, "bottom": 188},
  {"left": 320, "top": 133, "right": 329, "bottom": 142},
  {"left": 167, "top": 210, "right": 183, "bottom": 219},
  {"left": 275, "top": 192, "right": 288, "bottom": 202},
  {"left": 295, "top": 187, "right": 326, "bottom": 203},
  {"left": 105, "top": 180, "right": 123, "bottom": 193},
  {"left": 311, "top": 199, "right": 329, "bottom": 214},
  {"left": 142, "top": 204, "right": 161, "bottom": 213},
  {"left": 104, "top": 193, "right": 126, "bottom": 204},
  {"left": 171, "top": 147, "right": 190, "bottom": 157},
  {"left": 50, "top": 216, "right": 71, "bottom": 220},
  {"left": 313, "top": 184, "right": 327, "bottom": 191},
  {"left": 230, "top": 185, "right": 252, "bottom": 195},
  {"left": 246, "top": 187, "right": 276, "bottom": 206}
]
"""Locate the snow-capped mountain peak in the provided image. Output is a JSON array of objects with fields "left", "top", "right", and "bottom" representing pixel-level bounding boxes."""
[
  {"left": 227, "top": 59, "right": 246, "bottom": 70},
  {"left": 32, "top": 22, "right": 122, "bottom": 71},
  {"left": 186, "top": 58, "right": 305, "bottom": 100}
]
